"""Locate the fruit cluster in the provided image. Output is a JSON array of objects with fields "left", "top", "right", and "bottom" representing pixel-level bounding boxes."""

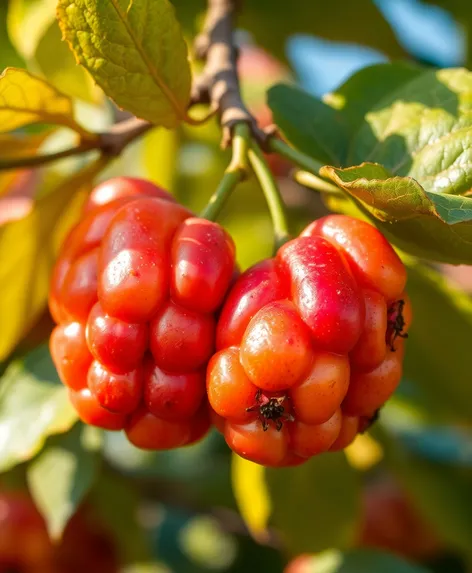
[
  {"left": 49, "top": 177, "right": 410, "bottom": 466},
  {"left": 49, "top": 177, "right": 236, "bottom": 450},
  {"left": 208, "top": 215, "right": 411, "bottom": 466}
]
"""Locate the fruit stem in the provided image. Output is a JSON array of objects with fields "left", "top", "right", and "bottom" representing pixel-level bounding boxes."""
[
  {"left": 248, "top": 141, "right": 291, "bottom": 252},
  {"left": 200, "top": 123, "right": 250, "bottom": 221},
  {"left": 294, "top": 170, "right": 342, "bottom": 195},
  {"left": 269, "top": 137, "right": 326, "bottom": 175}
]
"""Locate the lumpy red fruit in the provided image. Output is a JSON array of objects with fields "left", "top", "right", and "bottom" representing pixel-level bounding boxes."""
[
  {"left": 210, "top": 215, "right": 410, "bottom": 466},
  {"left": 49, "top": 177, "right": 236, "bottom": 449}
]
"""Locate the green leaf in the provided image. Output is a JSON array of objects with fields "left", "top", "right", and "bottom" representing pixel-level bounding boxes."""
[
  {"left": 57, "top": 0, "right": 191, "bottom": 127},
  {"left": 35, "top": 21, "right": 101, "bottom": 104},
  {"left": 350, "top": 68, "right": 472, "bottom": 195},
  {"left": 0, "top": 345, "right": 78, "bottom": 473},
  {"left": 296, "top": 548, "right": 429, "bottom": 573},
  {"left": 27, "top": 424, "right": 100, "bottom": 540},
  {"left": 268, "top": 84, "right": 348, "bottom": 165},
  {"left": 268, "top": 64, "right": 425, "bottom": 167},
  {"left": 325, "top": 62, "right": 425, "bottom": 137},
  {"left": 322, "top": 162, "right": 472, "bottom": 264},
  {"left": 403, "top": 263, "right": 472, "bottom": 421},
  {"left": 7, "top": 0, "right": 57, "bottom": 59},
  {"left": 0, "top": 68, "right": 91, "bottom": 136},
  {"left": 379, "top": 429, "right": 472, "bottom": 559},
  {"left": 0, "top": 1, "right": 25, "bottom": 70},
  {"left": 266, "top": 453, "right": 360, "bottom": 554},
  {"left": 0, "top": 157, "right": 108, "bottom": 361}
]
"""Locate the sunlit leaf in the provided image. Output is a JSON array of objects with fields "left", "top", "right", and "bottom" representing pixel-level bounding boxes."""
[
  {"left": 0, "top": 68, "right": 92, "bottom": 136},
  {"left": 322, "top": 162, "right": 472, "bottom": 264},
  {"left": 350, "top": 68, "right": 472, "bottom": 195},
  {"left": 57, "top": 0, "right": 191, "bottom": 127},
  {"left": 7, "top": 0, "right": 57, "bottom": 60},
  {"left": 0, "top": 345, "right": 78, "bottom": 473},
  {"left": 27, "top": 424, "right": 100, "bottom": 540},
  {"left": 35, "top": 22, "right": 101, "bottom": 104},
  {"left": 0, "top": 1, "right": 25, "bottom": 70},
  {"left": 0, "top": 157, "right": 108, "bottom": 360}
]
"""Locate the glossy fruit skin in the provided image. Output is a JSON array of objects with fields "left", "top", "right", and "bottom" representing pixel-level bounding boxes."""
[
  {"left": 210, "top": 215, "right": 410, "bottom": 466},
  {"left": 50, "top": 177, "right": 236, "bottom": 449}
]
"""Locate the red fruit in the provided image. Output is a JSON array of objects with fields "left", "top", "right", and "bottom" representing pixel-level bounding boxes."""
[
  {"left": 290, "top": 409, "right": 342, "bottom": 458},
  {"left": 240, "top": 300, "right": 313, "bottom": 391},
  {"left": 278, "top": 236, "right": 364, "bottom": 354},
  {"left": 98, "top": 197, "right": 191, "bottom": 322},
  {"left": 207, "top": 347, "right": 259, "bottom": 423},
  {"left": 216, "top": 258, "right": 288, "bottom": 349},
  {"left": 149, "top": 301, "right": 215, "bottom": 373},
  {"left": 187, "top": 405, "right": 212, "bottom": 445},
  {"left": 50, "top": 323, "right": 92, "bottom": 390},
  {"left": 330, "top": 415, "right": 359, "bottom": 451},
  {"left": 171, "top": 218, "right": 235, "bottom": 313},
  {"left": 350, "top": 290, "right": 388, "bottom": 372},
  {"left": 343, "top": 342, "right": 405, "bottom": 416},
  {"left": 69, "top": 388, "right": 127, "bottom": 431},
  {"left": 144, "top": 358, "right": 205, "bottom": 421},
  {"left": 303, "top": 215, "right": 406, "bottom": 302},
  {"left": 87, "top": 361, "right": 142, "bottom": 414},
  {"left": 225, "top": 419, "right": 289, "bottom": 467},
  {"left": 291, "top": 352, "right": 350, "bottom": 425},
  {"left": 125, "top": 407, "right": 191, "bottom": 450},
  {"left": 84, "top": 176, "right": 175, "bottom": 213},
  {"left": 50, "top": 177, "right": 233, "bottom": 451},
  {"left": 210, "top": 215, "right": 410, "bottom": 466},
  {"left": 0, "top": 488, "right": 118, "bottom": 573},
  {"left": 86, "top": 302, "right": 148, "bottom": 374},
  {"left": 59, "top": 248, "right": 99, "bottom": 322}
]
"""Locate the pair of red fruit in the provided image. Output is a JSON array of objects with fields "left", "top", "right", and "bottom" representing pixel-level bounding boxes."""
[{"left": 49, "top": 177, "right": 411, "bottom": 467}]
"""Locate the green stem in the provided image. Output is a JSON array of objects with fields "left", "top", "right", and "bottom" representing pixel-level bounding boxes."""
[
  {"left": 200, "top": 123, "right": 250, "bottom": 221},
  {"left": 248, "top": 141, "right": 291, "bottom": 251},
  {"left": 269, "top": 137, "right": 325, "bottom": 175},
  {"left": 294, "top": 170, "right": 342, "bottom": 195}
]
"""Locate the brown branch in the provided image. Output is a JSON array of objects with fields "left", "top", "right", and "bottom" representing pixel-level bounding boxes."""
[
  {"left": 192, "top": 0, "right": 267, "bottom": 148},
  {"left": 0, "top": 118, "right": 153, "bottom": 172},
  {"left": 0, "top": 0, "right": 264, "bottom": 171}
]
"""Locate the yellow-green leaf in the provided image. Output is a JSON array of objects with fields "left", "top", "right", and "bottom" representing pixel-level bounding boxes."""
[
  {"left": 0, "top": 157, "right": 109, "bottom": 361},
  {"left": 0, "top": 345, "right": 78, "bottom": 472},
  {"left": 35, "top": 21, "right": 102, "bottom": 104},
  {"left": 7, "top": 0, "right": 57, "bottom": 59},
  {"left": 0, "top": 68, "right": 91, "bottom": 136},
  {"left": 27, "top": 425, "right": 100, "bottom": 540},
  {"left": 57, "top": 0, "right": 192, "bottom": 127},
  {"left": 231, "top": 454, "right": 271, "bottom": 543}
]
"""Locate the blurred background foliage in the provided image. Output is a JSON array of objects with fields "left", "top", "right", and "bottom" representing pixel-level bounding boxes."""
[{"left": 1, "top": 1, "right": 472, "bottom": 572}]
